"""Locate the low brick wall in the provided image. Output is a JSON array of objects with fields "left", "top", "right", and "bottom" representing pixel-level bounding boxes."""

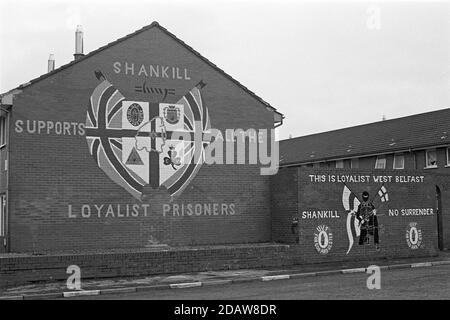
[
  {"left": 1, "top": 240, "right": 439, "bottom": 289},
  {"left": 0, "top": 243, "right": 293, "bottom": 288},
  {"left": 271, "top": 168, "right": 440, "bottom": 264}
]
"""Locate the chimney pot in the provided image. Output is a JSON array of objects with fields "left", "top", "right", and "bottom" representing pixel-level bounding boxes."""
[
  {"left": 74, "top": 25, "right": 84, "bottom": 60},
  {"left": 48, "top": 54, "right": 55, "bottom": 72}
]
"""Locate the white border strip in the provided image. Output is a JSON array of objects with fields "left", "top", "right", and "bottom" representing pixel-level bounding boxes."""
[
  {"left": 341, "top": 268, "right": 366, "bottom": 274},
  {"left": 63, "top": 290, "right": 101, "bottom": 297},
  {"left": 411, "top": 262, "right": 433, "bottom": 268},
  {"left": 169, "top": 282, "right": 202, "bottom": 289},
  {"left": 261, "top": 275, "right": 290, "bottom": 281}
]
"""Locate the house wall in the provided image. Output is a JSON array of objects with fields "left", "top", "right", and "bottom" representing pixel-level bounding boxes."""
[{"left": 7, "top": 26, "right": 276, "bottom": 253}]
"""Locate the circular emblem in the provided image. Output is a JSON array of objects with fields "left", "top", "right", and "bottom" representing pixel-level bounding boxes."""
[
  {"left": 314, "top": 224, "right": 333, "bottom": 254},
  {"left": 127, "top": 103, "right": 144, "bottom": 127},
  {"left": 406, "top": 222, "right": 423, "bottom": 250}
]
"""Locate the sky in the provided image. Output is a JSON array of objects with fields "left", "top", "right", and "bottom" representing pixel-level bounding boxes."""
[{"left": 0, "top": 0, "right": 449, "bottom": 140}]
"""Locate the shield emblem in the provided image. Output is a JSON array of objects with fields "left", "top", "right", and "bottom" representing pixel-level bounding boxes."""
[
  {"left": 85, "top": 71, "right": 210, "bottom": 200},
  {"left": 121, "top": 103, "right": 185, "bottom": 188},
  {"left": 163, "top": 104, "right": 180, "bottom": 125}
]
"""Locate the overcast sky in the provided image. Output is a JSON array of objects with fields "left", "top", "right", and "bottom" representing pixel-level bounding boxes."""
[{"left": 1, "top": 0, "right": 449, "bottom": 140}]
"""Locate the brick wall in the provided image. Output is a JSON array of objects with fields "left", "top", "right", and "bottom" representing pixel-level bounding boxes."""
[
  {"left": 271, "top": 168, "right": 440, "bottom": 263},
  {"left": 429, "top": 172, "right": 450, "bottom": 249},
  {"left": 7, "top": 26, "right": 275, "bottom": 253},
  {"left": 270, "top": 167, "right": 298, "bottom": 244},
  {"left": 0, "top": 244, "right": 292, "bottom": 288}
]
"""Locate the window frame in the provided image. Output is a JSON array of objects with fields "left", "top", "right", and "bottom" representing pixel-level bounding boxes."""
[
  {"left": 446, "top": 148, "right": 450, "bottom": 167},
  {"left": 375, "top": 155, "right": 386, "bottom": 169},
  {"left": 393, "top": 154, "right": 405, "bottom": 170},
  {"left": 425, "top": 149, "right": 438, "bottom": 169},
  {"left": 336, "top": 160, "right": 344, "bottom": 169}
]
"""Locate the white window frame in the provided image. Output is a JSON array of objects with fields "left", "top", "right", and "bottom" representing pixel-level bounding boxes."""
[
  {"left": 446, "top": 148, "right": 450, "bottom": 167},
  {"left": 336, "top": 160, "right": 344, "bottom": 169},
  {"left": 425, "top": 149, "right": 438, "bottom": 168},
  {"left": 375, "top": 156, "right": 386, "bottom": 169},
  {"left": 393, "top": 154, "right": 405, "bottom": 169}
]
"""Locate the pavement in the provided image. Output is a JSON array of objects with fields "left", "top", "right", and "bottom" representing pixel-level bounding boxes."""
[{"left": 1, "top": 251, "right": 450, "bottom": 300}]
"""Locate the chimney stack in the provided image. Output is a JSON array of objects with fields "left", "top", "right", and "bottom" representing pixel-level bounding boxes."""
[
  {"left": 48, "top": 54, "right": 55, "bottom": 72},
  {"left": 74, "top": 25, "right": 84, "bottom": 60}
]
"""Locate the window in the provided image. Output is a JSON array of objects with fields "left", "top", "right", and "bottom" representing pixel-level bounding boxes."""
[
  {"left": 393, "top": 154, "right": 405, "bottom": 169},
  {"left": 351, "top": 158, "right": 359, "bottom": 169},
  {"left": 0, "top": 116, "right": 6, "bottom": 147},
  {"left": 375, "top": 156, "right": 386, "bottom": 169},
  {"left": 447, "top": 148, "right": 450, "bottom": 166},
  {"left": 336, "top": 160, "right": 344, "bottom": 168},
  {"left": 426, "top": 150, "right": 437, "bottom": 168}
]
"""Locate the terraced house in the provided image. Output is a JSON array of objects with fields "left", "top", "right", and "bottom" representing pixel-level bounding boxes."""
[{"left": 277, "top": 109, "right": 450, "bottom": 255}]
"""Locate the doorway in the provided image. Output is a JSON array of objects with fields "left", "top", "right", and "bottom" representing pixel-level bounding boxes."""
[{"left": 436, "top": 186, "right": 444, "bottom": 250}]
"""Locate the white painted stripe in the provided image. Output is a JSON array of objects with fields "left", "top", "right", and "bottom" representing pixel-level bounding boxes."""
[
  {"left": 169, "top": 282, "right": 202, "bottom": 289},
  {"left": 63, "top": 290, "right": 100, "bottom": 298},
  {"left": 341, "top": 268, "right": 366, "bottom": 274},
  {"left": 411, "top": 262, "right": 433, "bottom": 268},
  {"left": 261, "top": 275, "right": 290, "bottom": 281}
]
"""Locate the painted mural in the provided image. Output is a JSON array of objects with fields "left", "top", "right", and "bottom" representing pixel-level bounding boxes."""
[
  {"left": 284, "top": 170, "right": 439, "bottom": 259},
  {"left": 85, "top": 71, "right": 211, "bottom": 200},
  {"left": 343, "top": 185, "right": 387, "bottom": 253}
]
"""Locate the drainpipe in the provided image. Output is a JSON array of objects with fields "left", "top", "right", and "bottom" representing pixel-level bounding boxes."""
[
  {"left": 1, "top": 103, "right": 12, "bottom": 251},
  {"left": 411, "top": 148, "right": 416, "bottom": 169}
]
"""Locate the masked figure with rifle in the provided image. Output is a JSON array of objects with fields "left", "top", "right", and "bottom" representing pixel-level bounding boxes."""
[{"left": 356, "top": 191, "right": 380, "bottom": 251}]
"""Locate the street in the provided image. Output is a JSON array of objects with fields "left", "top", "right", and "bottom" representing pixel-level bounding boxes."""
[{"left": 65, "top": 264, "right": 450, "bottom": 300}]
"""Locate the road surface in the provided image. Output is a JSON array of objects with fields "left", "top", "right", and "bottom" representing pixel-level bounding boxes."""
[{"left": 66, "top": 264, "right": 450, "bottom": 300}]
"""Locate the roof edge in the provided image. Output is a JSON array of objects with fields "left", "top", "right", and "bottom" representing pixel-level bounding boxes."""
[
  {"left": 281, "top": 106, "right": 450, "bottom": 144},
  {"left": 1, "top": 21, "right": 161, "bottom": 95},
  {"left": 0, "top": 21, "right": 283, "bottom": 118}
]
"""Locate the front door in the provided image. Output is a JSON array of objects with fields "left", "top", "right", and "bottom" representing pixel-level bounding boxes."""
[
  {"left": 0, "top": 194, "right": 6, "bottom": 253},
  {"left": 436, "top": 186, "right": 444, "bottom": 251}
]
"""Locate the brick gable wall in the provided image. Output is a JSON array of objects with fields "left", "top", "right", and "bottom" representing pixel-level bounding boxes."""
[{"left": 7, "top": 27, "right": 275, "bottom": 253}]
